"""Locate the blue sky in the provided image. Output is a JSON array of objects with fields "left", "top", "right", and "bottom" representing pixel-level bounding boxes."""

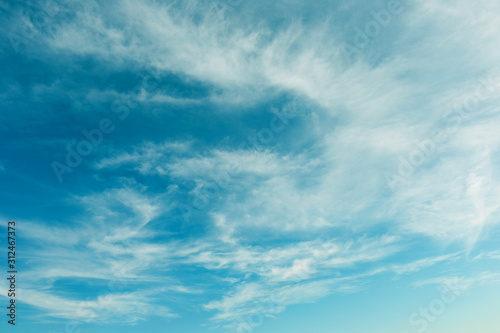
[{"left": 1, "top": 0, "right": 500, "bottom": 332}]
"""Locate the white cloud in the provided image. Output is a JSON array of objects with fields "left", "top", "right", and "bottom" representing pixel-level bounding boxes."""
[
  {"left": 390, "top": 253, "right": 461, "bottom": 275},
  {"left": 9, "top": 0, "right": 500, "bottom": 326},
  {"left": 0, "top": 284, "right": 176, "bottom": 323},
  {"left": 413, "top": 271, "right": 500, "bottom": 292},
  {"left": 95, "top": 141, "right": 192, "bottom": 172},
  {"left": 473, "top": 251, "right": 500, "bottom": 261}
]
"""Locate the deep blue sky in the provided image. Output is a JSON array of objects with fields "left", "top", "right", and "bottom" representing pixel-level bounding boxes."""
[{"left": 1, "top": 0, "right": 500, "bottom": 332}]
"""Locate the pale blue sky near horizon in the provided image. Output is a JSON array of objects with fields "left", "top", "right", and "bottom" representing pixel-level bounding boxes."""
[{"left": 1, "top": 0, "right": 500, "bottom": 332}]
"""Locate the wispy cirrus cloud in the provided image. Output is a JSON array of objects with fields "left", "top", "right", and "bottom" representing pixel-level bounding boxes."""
[{"left": 2, "top": 0, "right": 500, "bottom": 330}]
